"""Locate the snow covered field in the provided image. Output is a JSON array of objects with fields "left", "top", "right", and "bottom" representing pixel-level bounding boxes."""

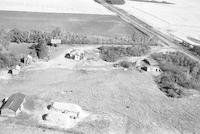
[
  {"left": 116, "top": 0, "right": 200, "bottom": 45},
  {"left": 0, "top": 0, "right": 113, "bottom": 15}
]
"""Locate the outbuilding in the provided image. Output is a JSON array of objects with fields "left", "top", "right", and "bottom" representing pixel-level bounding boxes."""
[
  {"left": 21, "top": 55, "right": 33, "bottom": 65},
  {"left": 0, "top": 93, "right": 26, "bottom": 117},
  {"left": 65, "top": 49, "right": 84, "bottom": 61},
  {"left": 136, "top": 58, "right": 161, "bottom": 75},
  {"left": 51, "top": 39, "right": 61, "bottom": 47}
]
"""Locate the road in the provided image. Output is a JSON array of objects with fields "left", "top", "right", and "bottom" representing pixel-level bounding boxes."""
[{"left": 96, "top": 0, "right": 200, "bottom": 62}]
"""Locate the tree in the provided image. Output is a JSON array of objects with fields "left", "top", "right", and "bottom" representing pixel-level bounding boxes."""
[
  {"left": 0, "top": 53, "right": 18, "bottom": 68},
  {"left": 9, "top": 28, "right": 22, "bottom": 43},
  {"left": 51, "top": 27, "right": 62, "bottom": 38},
  {"left": 35, "top": 39, "right": 49, "bottom": 59}
]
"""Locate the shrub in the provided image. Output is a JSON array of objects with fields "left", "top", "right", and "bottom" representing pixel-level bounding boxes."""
[
  {"left": 51, "top": 27, "right": 62, "bottom": 38},
  {"left": 9, "top": 28, "right": 27, "bottom": 43},
  {"left": 115, "top": 61, "right": 134, "bottom": 68},
  {"left": 151, "top": 52, "right": 200, "bottom": 97},
  {"left": 29, "top": 30, "right": 46, "bottom": 43},
  {"left": 33, "top": 39, "right": 49, "bottom": 59},
  {"left": 189, "top": 45, "right": 200, "bottom": 57},
  {"left": 98, "top": 45, "right": 150, "bottom": 62},
  {"left": 0, "top": 52, "right": 18, "bottom": 68},
  {"left": 126, "top": 45, "right": 150, "bottom": 57},
  {"left": 8, "top": 29, "right": 52, "bottom": 44},
  {"left": 0, "top": 39, "right": 9, "bottom": 51}
]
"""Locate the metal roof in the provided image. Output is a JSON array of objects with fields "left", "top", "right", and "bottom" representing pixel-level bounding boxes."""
[{"left": 0, "top": 93, "right": 25, "bottom": 112}]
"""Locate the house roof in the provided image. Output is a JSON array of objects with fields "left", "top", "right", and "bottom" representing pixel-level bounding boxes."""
[
  {"left": 51, "top": 39, "right": 61, "bottom": 44},
  {"left": 0, "top": 93, "right": 25, "bottom": 112}
]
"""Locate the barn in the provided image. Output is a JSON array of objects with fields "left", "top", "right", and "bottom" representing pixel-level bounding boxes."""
[{"left": 0, "top": 93, "right": 26, "bottom": 117}]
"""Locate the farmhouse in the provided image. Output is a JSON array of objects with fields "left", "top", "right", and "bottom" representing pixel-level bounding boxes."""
[
  {"left": 0, "top": 93, "right": 26, "bottom": 117},
  {"left": 65, "top": 49, "right": 84, "bottom": 61}
]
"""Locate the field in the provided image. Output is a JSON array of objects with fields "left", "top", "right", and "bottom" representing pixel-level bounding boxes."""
[
  {"left": 0, "top": 0, "right": 113, "bottom": 15},
  {"left": 115, "top": 0, "right": 200, "bottom": 46},
  {"left": 0, "top": 10, "right": 138, "bottom": 37}
]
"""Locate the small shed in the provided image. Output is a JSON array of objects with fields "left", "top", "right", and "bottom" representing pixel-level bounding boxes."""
[
  {"left": 51, "top": 39, "right": 61, "bottom": 47},
  {"left": 147, "top": 66, "right": 161, "bottom": 72},
  {"left": 21, "top": 55, "right": 33, "bottom": 65},
  {"left": 0, "top": 93, "right": 26, "bottom": 117},
  {"left": 137, "top": 58, "right": 161, "bottom": 74},
  {"left": 7, "top": 65, "right": 21, "bottom": 76}
]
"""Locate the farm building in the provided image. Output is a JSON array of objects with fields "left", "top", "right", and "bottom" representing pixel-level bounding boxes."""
[
  {"left": 7, "top": 65, "right": 21, "bottom": 76},
  {"left": 136, "top": 58, "right": 161, "bottom": 74},
  {"left": 51, "top": 39, "right": 61, "bottom": 47},
  {"left": 140, "top": 66, "right": 161, "bottom": 72},
  {"left": 0, "top": 93, "right": 26, "bottom": 117},
  {"left": 21, "top": 55, "right": 33, "bottom": 65},
  {"left": 65, "top": 49, "right": 84, "bottom": 61}
]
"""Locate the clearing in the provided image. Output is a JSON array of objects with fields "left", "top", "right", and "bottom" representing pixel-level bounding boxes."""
[{"left": 1, "top": 45, "right": 200, "bottom": 134}]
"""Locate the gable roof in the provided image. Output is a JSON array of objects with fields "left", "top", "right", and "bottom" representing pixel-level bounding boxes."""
[{"left": 0, "top": 93, "right": 25, "bottom": 112}]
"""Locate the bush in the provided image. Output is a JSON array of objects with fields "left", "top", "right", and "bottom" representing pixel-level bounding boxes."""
[
  {"left": 189, "top": 45, "right": 200, "bottom": 57},
  {"left": 115, "top": 61, "right": 134, "bottom": 68},
  {"left": 8, "top": 29, "right": 52, "bottom": 44},
  {"left": 32, "top": 39, "right": 49, "bottom": 59},
  {"left": 151, "top": 52, "right": 200, "bottom": 97},
  {"left": 51, "top": 27, "right": 62, "bottom": 38},
  {"left": 9, "top": 28, "right": 29, "bottom": 43},
  {"left": 0, "top": 39, "right": 9, "bottom": 51},
  {"left": 0, "top": 53, "right": 18, "bottom": 68},
  {"left": 98, "top": 45, "right": 150, "bottom": 62}
]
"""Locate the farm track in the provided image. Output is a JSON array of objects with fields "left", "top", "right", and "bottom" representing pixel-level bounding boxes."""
[{"left": 97, "top": 0, "right": 200, "bottom": 62}]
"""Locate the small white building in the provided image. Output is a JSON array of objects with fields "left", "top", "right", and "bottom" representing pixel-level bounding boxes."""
[
  {"left": 25, "top": 55, "right": 33, "bottom": 65},
  {"left": 136, "top": 58, "right": 161, "bottom": 75},
  {"left": 147, "top": 66, "right": 161, "bottom": 72},
  {"left": 51, "top": 39, "right": 61, "bottom": 46}
]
